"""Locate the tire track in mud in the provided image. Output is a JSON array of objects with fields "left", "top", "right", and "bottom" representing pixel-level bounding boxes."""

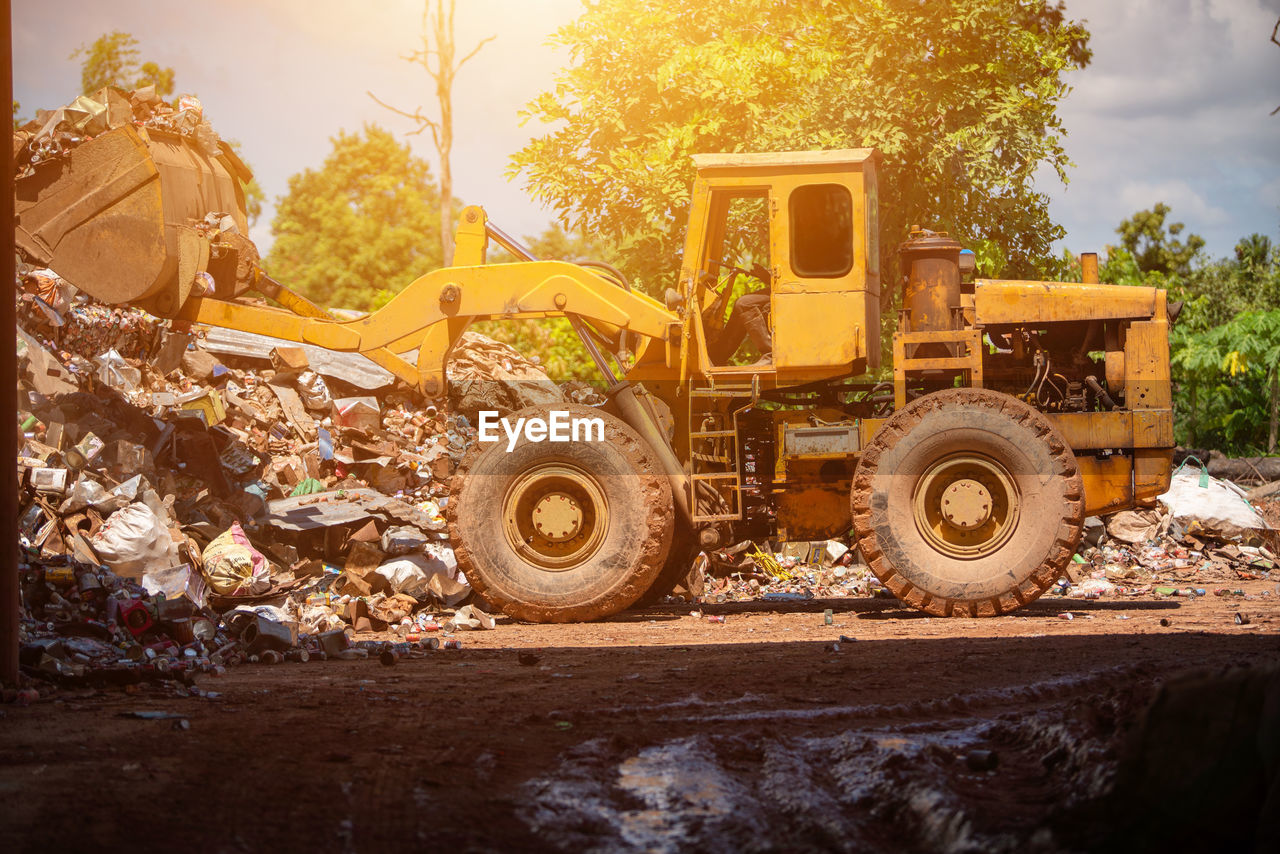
[{"left": 519, "top": 666, "right": 1150, "bottom": 853}]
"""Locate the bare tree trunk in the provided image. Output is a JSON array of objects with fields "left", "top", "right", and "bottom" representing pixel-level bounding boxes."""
[
  {"left": 432, "top": 0, "right": 455, "bottom": 265},
  {"left": 368, "top": 0, "right": 493, "bottom": 269}
]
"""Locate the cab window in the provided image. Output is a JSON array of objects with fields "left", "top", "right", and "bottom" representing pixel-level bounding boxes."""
[{"left": 790, "top": 184, "right": 853, "bottom": 278}]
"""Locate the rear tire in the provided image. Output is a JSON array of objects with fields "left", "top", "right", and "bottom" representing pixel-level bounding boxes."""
[
  {"left": 850, "top": 388, "right": 1083, "bottom": 617},
  {"left": 448, "top": 404, "right": 673, "bottom": 622}
]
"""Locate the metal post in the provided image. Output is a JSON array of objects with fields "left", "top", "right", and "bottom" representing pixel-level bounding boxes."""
[
  {"left": 1, "top": 0, "right": 19, "bottom": 686},
  {"left": 1081, "top": 252, "right": 1099, "bottom": 284}
]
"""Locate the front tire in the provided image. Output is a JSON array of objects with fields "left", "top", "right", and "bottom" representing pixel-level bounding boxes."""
[{"left": 447, "top": 404, "right": 674, "bottom": 622}]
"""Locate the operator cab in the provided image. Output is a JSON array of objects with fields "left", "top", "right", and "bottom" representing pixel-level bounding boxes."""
[{"left": 681, "top": 149, "right": 881, "bottom": 380}]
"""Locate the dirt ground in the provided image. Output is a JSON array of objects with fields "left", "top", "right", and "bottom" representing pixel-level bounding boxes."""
[{"left": 3, "top": 583, "right": 1279, "bottom": 853}]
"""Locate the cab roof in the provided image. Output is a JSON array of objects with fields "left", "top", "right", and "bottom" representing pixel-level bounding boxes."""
[{"left": 691, "top": 148, "right": 877, "bottom": 174}]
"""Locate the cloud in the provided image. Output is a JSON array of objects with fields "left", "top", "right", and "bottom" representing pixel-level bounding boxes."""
[
  {"left": 1261, "top": 176, "right": 1280, "bottom": 208},
  {"left": 1048, "top": 0, "right": 1280, "bottom": 257},
  {"left": 1118, "top": 179, "right": 1230, "bottom": 225}
]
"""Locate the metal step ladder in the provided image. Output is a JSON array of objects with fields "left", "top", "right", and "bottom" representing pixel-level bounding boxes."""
[{"left": 687, "top": 378, "right": 757, "bottom": 523}]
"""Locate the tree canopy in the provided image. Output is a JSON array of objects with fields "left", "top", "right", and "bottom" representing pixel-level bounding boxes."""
[
  {"left": 1115, "top": 202, "right": 1206, "bottom": 276},
  {"left": 265, "top": 125, "right": 445, "bottom": 310},
  {"left": 70, "top": 31, "right": 175, "bottom": 97},
  {"left": 511, "top": 0, "right": 1092, "bottom": 291}
]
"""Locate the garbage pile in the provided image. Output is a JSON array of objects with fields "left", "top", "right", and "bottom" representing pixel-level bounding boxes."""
[
  {"left": 691, "top": 461, "right": 1280, "bottom": 609},
  {"left": 14, "top": 275, "right": 574, "bottom": 688},
  {"left": 1061, "top": 462, "right": 1276, "bottom": 603},
  {"left": 13, "top": 85, "right": 225, "bottom": 177},
  {"left": 698, "top": 537, "right": 883, "bottom": 603}
]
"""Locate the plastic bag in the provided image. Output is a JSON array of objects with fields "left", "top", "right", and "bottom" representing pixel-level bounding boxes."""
[
  {"left": 1105, "top": 509, "right": 1162, "bottom": 544},
  {"left": 201, "top": 522, "right": 271, "bottom": 595},
  {"left": 444, "top": 603, "right": 495, "bottom": 631},
  {"left": 1158, "top": 463, "right": 1270, "bottom": 543},
  {"left": 59, "top": 475, "right": 123, "bottom": 515},
  {"left": 380, "top": 525, "right": 428, "bottom": 556},
  {"left": 142, "top": 563, "right": 207, "bottom": 608},
  {"left": 95, "top": 348, "right": 141, "bottom": 391},
  {"left": 375, "top": 546, "right": 468, "bottom": 606},
  {"left": 90, "top": 502, "right": 178, "bottom": 580}
]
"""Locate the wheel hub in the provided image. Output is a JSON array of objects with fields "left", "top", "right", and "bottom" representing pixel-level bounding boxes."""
[
  {"left": 532, "top": 492, "right": 582, "bottom": 542},
  {"left": 502, "top": 464, "right": 608, "bottom": 571},
  {"left": 940, "top": 479, "right": 992, "bottom": 530},
  {"left": 912, "top": 453, "right": 1020, "bottom": 559}
]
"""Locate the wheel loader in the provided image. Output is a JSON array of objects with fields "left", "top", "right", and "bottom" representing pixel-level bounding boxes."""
[{"left": 14, "top": 125, "right": 1175, "bottom": 622}]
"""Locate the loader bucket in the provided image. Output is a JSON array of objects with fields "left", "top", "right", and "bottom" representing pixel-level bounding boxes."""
[{"left": 14, "top": 123, "right": 251, "bottom": 316}]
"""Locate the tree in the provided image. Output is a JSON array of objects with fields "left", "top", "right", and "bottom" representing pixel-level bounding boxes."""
[
  {"left": 511, "top": 0, "right": 1091, "bottom": 293},
  {"left": 1106, "top": 202, "right": 1280, "bottom": 452},
  {"left": 70, "top": 31, "right": 175, "bottom": 97},
  {"left": 1115, "top": 203, "right": 1205, "bottom": 276},
  {"left": 369, "top": 0, "right": 494, "bottom": 265},
  {"left": 264, "top": 125, "right": 445, "bottom": 310},
  {"left": 1236, "top": 233, "right": 1273, "bottom": 269}
]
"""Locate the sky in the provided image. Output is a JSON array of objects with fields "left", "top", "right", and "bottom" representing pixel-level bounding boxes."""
[{"left": 12, "top": 0, "right": 1280, "bottom": 263}]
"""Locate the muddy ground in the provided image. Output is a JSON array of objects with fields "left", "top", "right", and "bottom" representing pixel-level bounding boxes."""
[{"left": 3, "top": 584, "right": 1279, "bottom": 853}]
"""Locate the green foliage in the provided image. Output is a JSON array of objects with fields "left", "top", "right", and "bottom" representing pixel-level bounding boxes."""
[
  {"left": 70, "top": 31, "right": 175, "bottom": 97},
  {"left": 1236, "top": 233, "right": 1273, "bottom": 269},
  {"left": 242, "top": 177, "right": 265, "bottom": 227},
  {"left": 1113, "top": 203, "right": 1280, "bottom": 452},
  {"left": 527, "top": 223, "right": 624, "bottom": 267},
  {"left": 511, "top": 0, "right": 1091, "bottom": 293},
  {"left": 1098, "top": 204, "right": 1280, "bottom": 452},
  {"left": 264, "top": 125, "right": 445, "bottom": 310},
  {"left": 1170, "top": 309, "right": 1280, "bottom": 452},
  {"left": 1115, "top": 203, "right": 1205, "bottom": 276}
]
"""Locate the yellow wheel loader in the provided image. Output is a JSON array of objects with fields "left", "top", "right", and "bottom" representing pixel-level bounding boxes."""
[{"left": 15, "top": 127, "right": 1174, "bottom": 621}]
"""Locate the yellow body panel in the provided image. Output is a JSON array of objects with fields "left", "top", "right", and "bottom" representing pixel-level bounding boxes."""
[
  {"left": 974, "top": 281, "right": 1160, "bottom": 324},
  {"left": 1077, "top": 454, "right": 1134, "bottom": 517},
  {"left": 772, "top": 292, "right": 865, "bottom": 369}
]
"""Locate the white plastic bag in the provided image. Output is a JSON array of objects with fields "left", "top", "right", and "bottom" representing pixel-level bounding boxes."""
[
  {"left": 1158, "top": 464, "right": 1270, "bottom": 543},
  {"left": 90, "top": 502, "right": 178, "bottom": 580},
  {"left": 375, "top": 545, "right": 468, "bottom": 605},
  {"left": 295, "top": 370, "right": 332, "bottom": 411}
]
